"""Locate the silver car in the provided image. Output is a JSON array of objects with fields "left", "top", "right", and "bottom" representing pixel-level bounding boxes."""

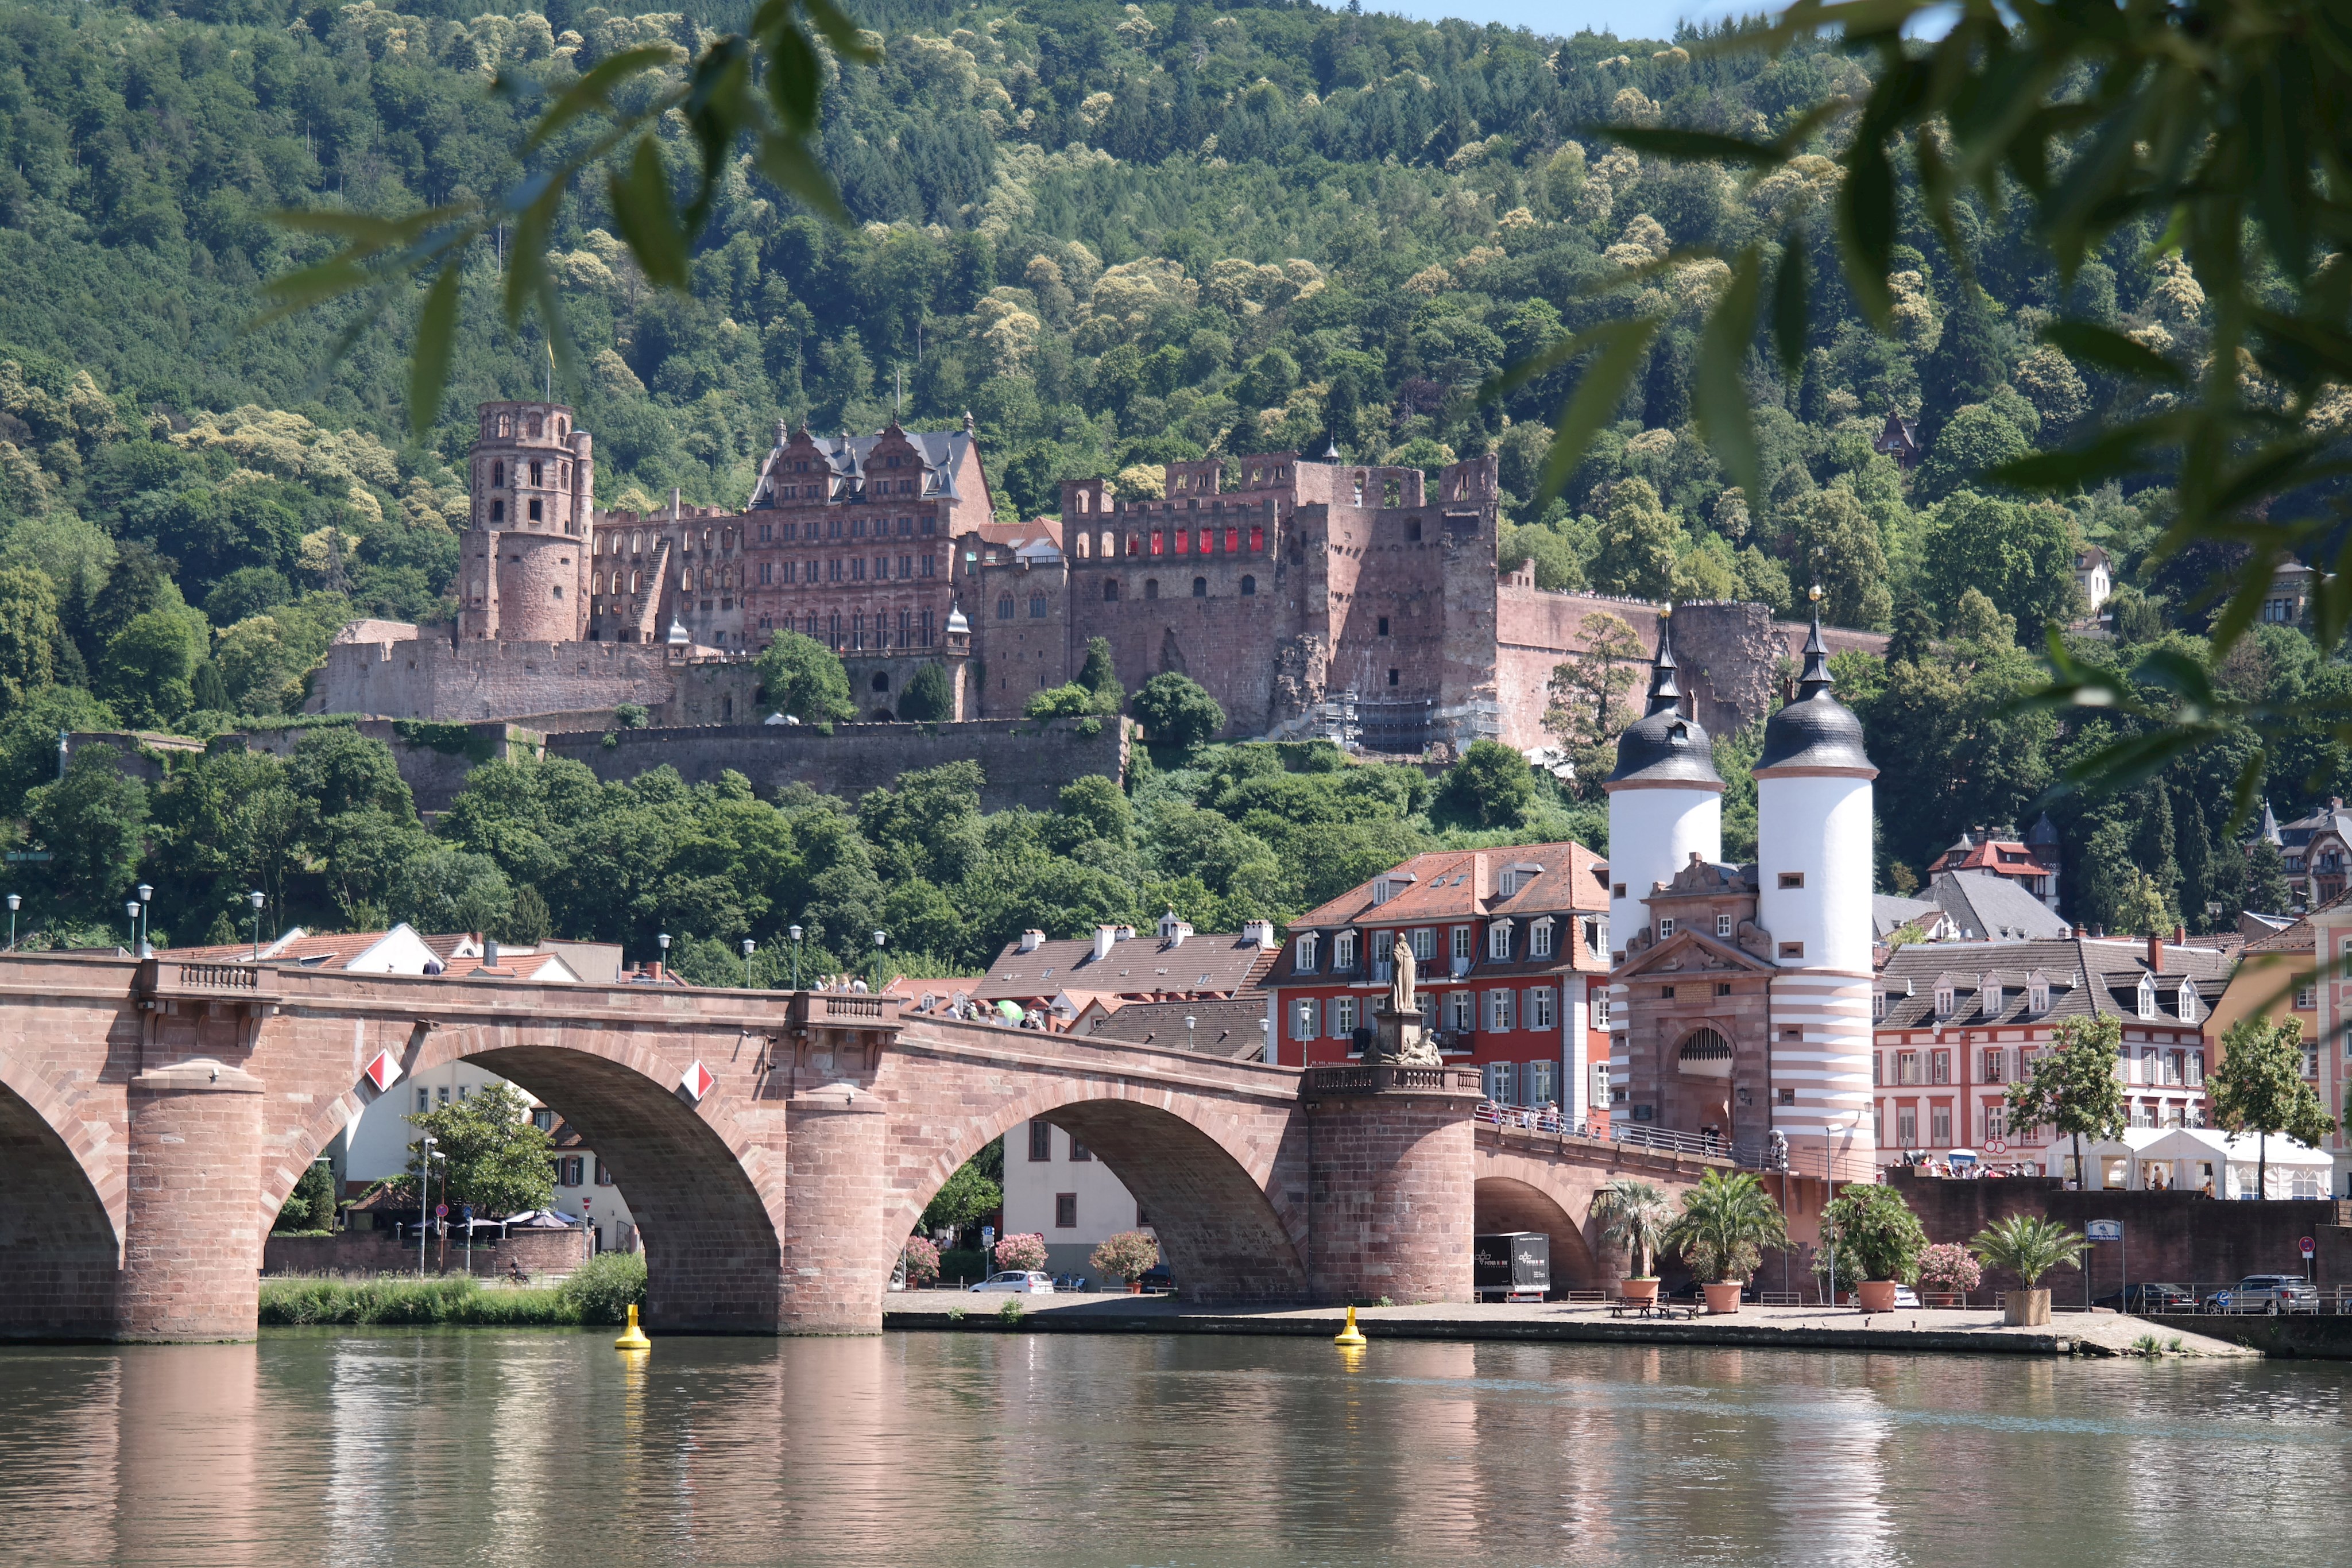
[
  {"left": 2205, "top": 1275, "right": 2318, "bottom": 1315},
  {"left": 969, "top": 1270, "right": 1055, "bottom": 1294}
]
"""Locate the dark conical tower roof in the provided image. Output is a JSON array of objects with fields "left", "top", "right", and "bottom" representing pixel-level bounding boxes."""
[
  {"left": 1605, "top": 610, "right": 1723, "bottom": 789},
  {"left": 1757, "top": 597, "right": 1875, "bottom": 774}
]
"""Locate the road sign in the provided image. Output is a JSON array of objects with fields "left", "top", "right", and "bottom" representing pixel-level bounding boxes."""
[
  {"left": 2301, "top": 1236, "right": 2317, "bottom": 1259},
  {"left": 679, "top": 1059, "right": 715, "bottom": 1101},
  {"left": 434, "top": 1203, "right": 449, "bottom": 1218},
  {"left": 981, "top": 1225, "right": 995, "bottom": 1249},
  {"left": 2086, "top": 1219, "right": 2122, "bottom": 1241},
  {"left": 1984, "top": 1137, "right": 2007, "bottom": 1153}
]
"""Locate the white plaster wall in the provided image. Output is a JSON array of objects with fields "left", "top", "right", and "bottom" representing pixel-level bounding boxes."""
[{"left": 1756, "top": 773, "right": 1874, "bottom": 975}]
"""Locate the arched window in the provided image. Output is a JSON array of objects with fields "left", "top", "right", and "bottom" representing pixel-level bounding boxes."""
[
  {"left": 722, "top": 528, "right": 734, "bottom": 549},
  {"left": 1144, "top": 578, "right": 1160, "bottom": 600},
  {"left": 1029, "top": 591, "right": 1047, "bottom": 619},
  {"left": 1677, "top": 1029, "right": 1734, "bottom": 1077},
  {"left": 558, "top": 417, "right": 568, "bottom": 439},
  {"left": 631, "top": 531, "right": 643, "bottom": 552},
  {"left": 996, "top": 594, "right": 1014, "bottom": 620},
  {"left": 1075, "top": 532, "right": 1091, "bottom": 559},
  {"left": 497, "top": 414, "right": 512, "bottom": 437},
  {"left": 527, "top": 413, "right": 544, "bottom": 438},
  {"left": 591, "top": 572, "right": 604, "bottom": 594},
  {"left": 1127, "top": 533, "right": 1141, "bottom": 556},
  {"left": 1241, "top": 575, "right": 1256, "bottom": 597},
  {"left": 872, "top": 671, "right": 891, "bottom": 692},
  {"left": 700, "top": 567, "right": 712, "bottom": 591},
  {"left": 1192, "top": 576, "right": 1207, "bottom": 598},
  {"left": 703, "top": 528, "right": 714, "bottom": 551},
  {"left": 1104, "top": 579, "right": 1120, "bottom": 602},
  {"left": 630, "top": 571, "right": 641, "bottom": 593},
  {"left": 1100, "top": 531, "right": 1114, "bottom": 558}
]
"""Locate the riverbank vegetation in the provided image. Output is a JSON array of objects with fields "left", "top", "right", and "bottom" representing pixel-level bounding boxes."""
[{"left": 260, "top": 1251, "right": 646, "bottom": 1326}]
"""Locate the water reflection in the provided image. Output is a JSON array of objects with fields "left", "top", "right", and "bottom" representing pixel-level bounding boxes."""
[{"left": 0, "top": 1331, "right": 2346, "bottom": 1566}]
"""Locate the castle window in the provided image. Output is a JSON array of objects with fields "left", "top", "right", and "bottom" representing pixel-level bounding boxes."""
[
  {"left": 629, "top": 571, "right": 641, "bottom": 592},
  {"left": 1378, "top": 616, "right": 1390, "bottom": 636},
  {"left": 828, "top": 559, "right": 842, "bottom": 582},
  {"left": 997, "top": 594, "right": 1013, "bottom": 620},
  {"left": 852, "top": 559, "right": 866, "bottom": 582},
  {"left": 529, "top": 461, "right": 543, "bottom": 486},
  {"left": 701, "top": 568, "right": 712, "bottom": 590},
  {"left": 1250, "top": 524, "right": 1264, "bottom": 552},
  {"left": 1076, "top": 533, "right": 1091, "bottom": 559},
  {"left": 560, "top": 462, "right": 570, "bottom": 486},
  {"left": 527, "top": 414, "right": 543, "bottom": 438},
  {"left": 923, "top": 516, "right": 937, "bottom": 536},
  {"left": 921, "top": 555, "right": 936, "bottom": 578},
  {"left": 1127, "top": 534, "right": 1142, "bottom": 556},
  {"left": 528, "top": 499, "right": 543, "bottom": 521},
  {"left": 1105, "top": 579, "right": 1120, "bottom": 602},
  {"left": 490, "top": 501, "right": 505, "bottom": 523},
  {"left": 1388, "top": 669, "right": 1400, "bottom": 686},
  {"left": 1192, "top": 577, "right": 1207, "bottom": 598},
  {"left": 558, "top": 417, "right": 567, "bottom": 438},
  {"left": 1406, "top": 517, "right": 1422, "bottom": 541},
  {"left": 1030, "top": 591, "right": 1048, "bottom": 619},
  {"left": 631, "top": 532, "right": 643, "bottom": 552},
  {"left": 1241, "top": 575, "right": 1256, "bottom": 596},
  {"left": 492, "top": 461, "right": 505, "bottom": 486},
  {"left": 1144, "top": 579, "right": 1160, "bottom": 599},
  {"left": 551, "top": 586, "right": 563, "bottom": 599},
  {"left": 759, "top": 563, "right": 772, "bottom": 585}
]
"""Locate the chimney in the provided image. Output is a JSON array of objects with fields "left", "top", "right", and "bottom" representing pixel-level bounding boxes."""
[
  {"left": 2172, "top": 924, "right": 2186, "bottom": 944},
  {"left": 1018, "top": 929, "right": 1046, "bottom": 953},
  {"left": 1243, "top": 919, "right": 1276, "bottom": 950},
  {"left": 1092, "top": 924, "right": 1118, "bottom": 962},
  {"left": 484, "top": 937, "right": 499, "bottom": 972},
  {"left": 2148, "top": 932, "right": 2164, "bottom": 974}
]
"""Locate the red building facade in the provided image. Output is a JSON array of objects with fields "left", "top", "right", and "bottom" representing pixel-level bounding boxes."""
[{"left": 1263, "top": 842, "right": 1612, "bottom": 1117}]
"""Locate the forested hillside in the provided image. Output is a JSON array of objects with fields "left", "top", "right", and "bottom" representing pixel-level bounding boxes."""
[{"left": 0, "top": 0, "right": 2326, "bottom": 954}]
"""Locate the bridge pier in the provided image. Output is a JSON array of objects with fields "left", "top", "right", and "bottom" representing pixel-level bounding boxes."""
[
  {"left": 122, "top": 1059, "right": 265, "bottom": 1342},
  {"left": 780, "top": 1082, "right": 893, "bottom": 1334},
  {"left": 1303, "top": 1066, "right": 1481, "bottom": 1306}
]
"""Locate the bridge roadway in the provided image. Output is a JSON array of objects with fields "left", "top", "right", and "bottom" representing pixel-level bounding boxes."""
[{"left": 0, "top": 953, "right": 1735, "bottom": 1341}]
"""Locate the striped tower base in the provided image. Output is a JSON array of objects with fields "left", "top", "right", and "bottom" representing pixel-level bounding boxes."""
[{"left": 1767, "top": 971, "right": 1877, "bottom": 1183}]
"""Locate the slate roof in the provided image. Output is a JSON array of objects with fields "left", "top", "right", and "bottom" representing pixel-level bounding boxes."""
[
  {"left": 1081, "top": 997, "right": 1270, "bottom": 1056},
  {"left": 1757, "top": 613, "right": 1874, "bottom": 773},
  {"left": 1927, "top": 870, "right": 2071, "bottom": 941},
  {"left": 1606, "top": 617, "right": 1721, "bottom": 788},
  {"left": 749, "top": 422, "right": 975, "bottom": 507},
  {"left": 1873, "top": 893, "right": 1949, "bottom": 940},
  {"left": 976, "top": 930, "right": 1276, "bottom": 1002},
  {"left": 1874, "top": 935, "right": 2232, "bottom": 1030}
]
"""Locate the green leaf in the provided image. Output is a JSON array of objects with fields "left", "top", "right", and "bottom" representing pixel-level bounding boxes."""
[
  {"left": 1837, "top": 137, "right": 1895, "bottom": 326},
  {"left": 2040, "top": 320, "right": 2186, "bottom": 385},
  {"left": 607, "top": 137, "right": 691, "bottom": 292},
  {"left": 1535, "top": 318, "right": 1660, "bottom": 502},
  {"left": 526, "top": 47, "right": 681, "bottom": 153},
  {"left": 765, "top": 24, "right": 823, "bottom": 133},
  {"left": 1694, "top": 246, "right": 1766, "bottom": 505},
  {"left": 408, "top": 264, "right": 462, "bottom": 440},
  {"left": 1770, "top": 240, "right": 1807, "bottom": 375}
]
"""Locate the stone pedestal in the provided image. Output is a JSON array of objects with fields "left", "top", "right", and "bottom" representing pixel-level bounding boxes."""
[
  {"left": 1365, "top": 1006, "right": 1441, "bottom": 1068},
  {"left": 122, "top": 1059, "right": 265, "bottom": 1342},
  {"left": 1302, "top": 1064, "right": 1482, "bottom": 1306},
  {"left": 780, "top": 1081, "right": 891, "bottom": 1334}
]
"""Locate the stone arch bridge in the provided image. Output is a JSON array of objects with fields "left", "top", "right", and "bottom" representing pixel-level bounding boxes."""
[{"left": 0, "top": 954, "right": 1740, "bottom": 1341}]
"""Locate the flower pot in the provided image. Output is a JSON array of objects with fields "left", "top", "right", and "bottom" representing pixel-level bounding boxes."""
[
  {"left": 2004, "top": 1288, "right": 2051, "bottom": 1326},
  {"left": 1618, "top": 1278, "right": 1659, "bottom": 1305},
  {"left": 1926, "top": 1292, "right": 1962, "bottom": 1309},
  {"left": 1703, "top": 1282, "right": 1744, "bottom": 1315},
  {"left": 1128, "top": 1279, "right": 1143, "bottom": 1295},
  {"left": 1856, "top": 1280, "right": 1901, "bottom": 1313}
]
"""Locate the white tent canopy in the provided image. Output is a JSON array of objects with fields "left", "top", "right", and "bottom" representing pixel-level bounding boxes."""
[{"left": 2076, "top": 1128, "right": 2331, "bottom": 1198}]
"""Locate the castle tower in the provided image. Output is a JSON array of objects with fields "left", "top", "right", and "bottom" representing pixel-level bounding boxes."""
[
  {"left": 459, "top": 402, "right": 595, "bottom": 641},
  {"left": 1603, "top": 610, "right": 1724, "bottom": 1104},
  {"left": 1754, "top": 599, "right": 1878, "bottom": 1179}
]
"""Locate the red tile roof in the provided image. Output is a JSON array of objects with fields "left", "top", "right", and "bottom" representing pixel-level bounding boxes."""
[{"left": 1287, "top": 841, "right": 1608, "bottom": 931}]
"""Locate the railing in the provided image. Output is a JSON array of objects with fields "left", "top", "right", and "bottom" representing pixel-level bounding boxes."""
[
  {"left": 1305, "top": 1064, "right": 1481, "bottom": 1094},
  {"left": 821, "top": 996, "right": 884, "bottom": 1020},
  {"left": 175, "top": 963, "right": 257, "bottom": 990},
  {"left": 1472, "top": 1103, "right": 1758, "bottom": 1166}
]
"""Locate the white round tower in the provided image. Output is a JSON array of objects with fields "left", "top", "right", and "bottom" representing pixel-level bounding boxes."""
[
  {"left": 1754, "top": 600, "right": 1878, "bottom": 1178},
  {"left": 1603, "top": 611, "right": 1724, "bottom": 1110}
]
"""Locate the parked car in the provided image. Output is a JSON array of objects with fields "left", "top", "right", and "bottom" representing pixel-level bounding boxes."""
[
  {"left": 2204, "top": 1275, "right": 2318, "bottom": 1315},
  {"left": 969, "top": 1271, "right": 1055, "bottom": 1294},
  {"left": 1136, "top": 1264, "right": 1177, "bottom": 1294},
  {"left": 2094, "top": 1282, "right": 2198, "bottom": 1315},
  {"left": 1892, "top": 1285, "right": 1921, "bottom": 1310}
]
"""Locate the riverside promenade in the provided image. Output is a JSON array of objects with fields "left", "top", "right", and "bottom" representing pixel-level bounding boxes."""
[{"left": 883, "top": 1295, "right": 2258, "bottom": 1358}]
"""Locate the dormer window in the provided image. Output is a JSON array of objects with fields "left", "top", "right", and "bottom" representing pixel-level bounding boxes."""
[
  {"left": 1934, "top": 984, "right": 1956, "bottom": 1019},
  {"left": 1658, "top": 917, "right": 1676, "bottom": 940},
  {"left": 2177, "top": 986, "right": 2200, "bottom": 1024},
  {"left": 1371, "top": 871, "right": 1417, "bottom": 905},
  {"left": 1498, "top": 862, "right": 1544, "bottom": 897},
  {"left": 2137, "top": 974, "right": 2159, "bottom": 1019},
  {"left": 1980, "top": 975, "right": 2002, "bottom": 1016},
  {"left": 1530, "top": 918, "right": 1555, "bottom": 958},
  {"left": 1333, "top": 931, "right": 1357, "bottom": 970},
  {"left": 2028, "top": 972, "right": 2050, "bottom": 1014},
  {"left": 1487, "top": 922, "right": 1514, "bottom": 960},
  {"left": 1294, "top": 933, "right": 1318, "bottom": 972},
  {"left": 1873, "top": 991, "right": 1888, "bottom": 1021}
]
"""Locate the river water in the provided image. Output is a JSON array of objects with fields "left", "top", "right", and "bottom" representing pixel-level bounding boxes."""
[{"left": 0, "top": 1330, "right": 2343, "bottom": 1566}]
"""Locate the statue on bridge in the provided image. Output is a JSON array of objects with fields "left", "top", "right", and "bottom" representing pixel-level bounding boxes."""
[
  {"left": 1364, "top": 931, "right": 1441, "bottom": 1068},
  {"left": 1388, "top": 931, "right": 1415, "bottom": 1017}
]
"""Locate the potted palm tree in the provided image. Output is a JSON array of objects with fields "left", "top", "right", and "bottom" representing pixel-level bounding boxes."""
[
  {"left": 1591, "top": 1177, "right": 1675, "bottom": 1305},
  {"left": 1970, "top": 1214, "right": 2089, "bottom": 1326},
  {"left": 1665, "top": 1170, "right": 1789, "bottom": 1315},
  {"left": 1820, "top": 1183, "right": 1927, "bottom": 1313}
]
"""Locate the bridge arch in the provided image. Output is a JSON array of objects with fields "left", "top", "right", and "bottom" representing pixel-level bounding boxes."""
[
  {"left": 1472, "top": 1176, "right": 1603, "bottom": 1292},
  {"left": 891, "top": 1083, "right": 1311, "bottom": 1306},
  {"left": 0, "top": 1053, "right": 124, "bottom": 1337},
  {"left": 276, "top": 1020, "right": 785, "bottom": 1333}
]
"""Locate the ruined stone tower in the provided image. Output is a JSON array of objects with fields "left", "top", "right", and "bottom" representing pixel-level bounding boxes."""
[{"left": 459, "top": 402, "right": 595, "bottom": 641}]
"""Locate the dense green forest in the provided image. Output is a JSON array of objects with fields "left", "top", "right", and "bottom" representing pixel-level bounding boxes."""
[{"left": 0, "top": 0, "right": 2330, "bottom": 954}]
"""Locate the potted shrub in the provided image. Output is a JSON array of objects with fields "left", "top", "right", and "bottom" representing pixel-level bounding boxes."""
[
  {"left": 1820, "top": 1184, "right": 1927, "bottom": 1313},
  {"left": 1970, "top": 1214, "right": 2089, "bottom": 1326},
  {"left": 1664, "top": 1170, "right": 1789, "bottom": 1315},
  {"left": 901, "top": 1236, "right": 942, "bottom": 1289},
  {"left": 994, "top": 1232, "right": 1049, "bottom": 1274},
  {"left": 1917, "top": 1242, "right": 1981, "bottom": 1307},
  {"left": 1089, "top": 1230, "right": 1160, "bottom": 1293},
  {"left": 1591, "top": 1177, "right": 1676, "bottom": 1305}
]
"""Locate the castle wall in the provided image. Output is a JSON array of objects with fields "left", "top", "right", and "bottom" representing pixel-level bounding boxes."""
[
  {"left": 305, "top": 628, "right": 759, "bottom": 727},
  {"left": 540, "top": 717, "right": 1130, "bottom": 811}
]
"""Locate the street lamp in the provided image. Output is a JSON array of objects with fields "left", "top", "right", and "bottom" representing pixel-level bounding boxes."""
[
  {"left": 6, "top": 892, "right": 18, "bottom": 952},
  {"left": 788, "top": 924, "right": 803, "bottom": 990},
  {"left": 125, "top": 900, "right": 140, "bottom": 955},
  {"left": 247, "top": 889, "right": 266, "bottom": 962},
  {"left": 871, "top": 929, "right": 887, "bottom": 992},
  {"left": 656, "top": 931, "right": 670, "bottom": 977},
  {"left": 1186, "top": 1013, "right": 1197, "bottom": 1052},
  {"left": 741, "top": 936, "right": 756, "bottom": 988},
  {"left": 137, "top": 883, "right": 152, "bottom": 958}
]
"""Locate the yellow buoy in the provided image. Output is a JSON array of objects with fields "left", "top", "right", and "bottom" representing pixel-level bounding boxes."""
[
  {"left": 1333, "top": 1303, "right": 1368, "bottom": 1347},
  {"left": 614, "top": 1302, "right": 652, "bottom": 1350}
]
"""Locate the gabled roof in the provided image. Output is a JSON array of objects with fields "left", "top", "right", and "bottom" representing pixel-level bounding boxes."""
[
  {"left": 1616, "top": 925, "right": 1777, "bottom": 979},
  {"left": 1875, "top": 936, "right": 2233, "bottom": 1029},
  {"left": 749, "top": 420, "right": 976, "bottom": 508},
  {"left": 1285, "top": 841, "right": 1608, "bottom": 932},
  {"left": 1928, "top": 870, "right": 2071, "bottom": 941},
  {"left": 1081, "top": 997, "right": 1269, "bottom": 1056},
  {"left": 164, "top": 924, "right": 446, "bottom": 974},
  {"left": 1873, "top": 893, "right": 1951, "bottom": 941},
  {"left": 976, "top": 930, "right": 1275, "bottom": 1002}
]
